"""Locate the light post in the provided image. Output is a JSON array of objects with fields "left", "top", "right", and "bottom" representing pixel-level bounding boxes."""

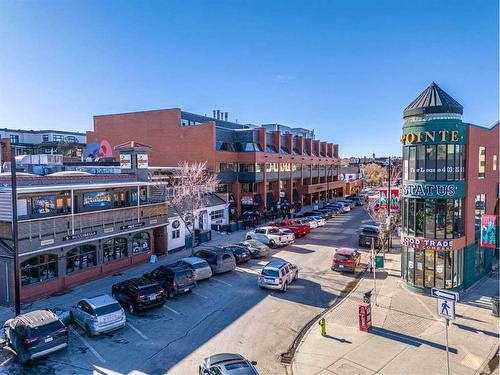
[{"left": 10, "top": 146, "right": 21, "bottom": 316}]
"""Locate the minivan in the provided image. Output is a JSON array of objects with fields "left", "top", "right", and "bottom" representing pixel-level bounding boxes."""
[
  {"left": 194, "top": 247, "right": 236, "bottom": 274},
  {"left": 144, "top": 264, "right": 197, "bottom": 298},
  {"left": 111, "top": 277, "right": 167, "bottom": 314},
  {"left": 331, "top": 247, "right": 361, "bottom": 273},
  {"left": 180, "top": 257, "right": 213, "bottom": 281}
]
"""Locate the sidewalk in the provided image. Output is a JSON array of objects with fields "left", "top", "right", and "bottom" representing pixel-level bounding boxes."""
[
  {"left": 0, "top": 228, "right": 249, "bottom": 325},
  {"left": 292, "top": 250, "right": 499, "bottom": 375}
]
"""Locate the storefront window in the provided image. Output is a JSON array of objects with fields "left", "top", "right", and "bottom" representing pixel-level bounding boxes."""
[
  {"left": 132, "top": 232, "right": 150, "bottom": 254},
  {"left": 416, "top": 145, "right": 425, "bottom": 180},
  {"left": 21, "top": 254, "right": 58, "bottom": 286},
  {"left": 415, "top": 250, "right": 424, "bottom": 287},
  {"left": 425, "top": 145, "right": 437, "bottom": 181},
  {"left": 424, "top": 250, "right": 435, "bottom": 288},
  {"left": 407, "top": 247, "right": 415, "bottom": 283},
  {"left": 447, "top": 144, "right": 455, "bottom": 180},
  {"left": 415, "top": 200, "right": 425, "bottom": 236},
  {"left": 408, "top": 199, "right": 415, "bottom": 235},
  {"left": 103, "top": 238, "right": 128, "bottom": 262},
  {"left": 425, "top": 200, "right": 435, "bottom": 238},
  {"left": 445, "top": 251, "right": 453, "bottom": 288},
  {"left": 408, "top": 146, "right": 416, "bottom": 180},
  {"left": 436, "top": 144, "right": 447, "bottom": 180},
  {"left": 66, "top": 245, "right": 97, "bottom": 274},
  {"left": 435, "top": 200, "right": 446, "bottom": 239},
  {"left": 435, "top": 251, "right": 445, "bottom": 288}
]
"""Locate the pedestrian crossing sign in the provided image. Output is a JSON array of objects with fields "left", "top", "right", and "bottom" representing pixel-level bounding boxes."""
[{"left": 437, "top": 298, "right": 455, "bottom": 320}]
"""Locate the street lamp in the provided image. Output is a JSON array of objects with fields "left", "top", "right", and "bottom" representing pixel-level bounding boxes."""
[{"left": 10, "top": 146, "right": 21, "bottom": 316}]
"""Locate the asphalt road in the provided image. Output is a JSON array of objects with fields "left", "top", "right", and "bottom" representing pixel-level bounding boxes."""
[{"left": 0, "top": 206, "right": 372, "bottom": 375}]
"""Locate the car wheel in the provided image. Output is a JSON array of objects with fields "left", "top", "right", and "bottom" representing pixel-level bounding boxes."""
[
  {"left": 69, "top": 311, "right": 74, "bottom": 322},
  {"left": 128, "top": 303, "right": 135, "bottom": 315},
  {"left": 85, "top": 325, "right": 92, "bottom": 337},
  {"left": 294, "top": 272, "right": 299, "bottom": 281},
  {"left": 269, "top": 240, "right": 277, "bottom": 249},
  {"left": 282, "top": 282, "right": 288, "bottom": 292}
]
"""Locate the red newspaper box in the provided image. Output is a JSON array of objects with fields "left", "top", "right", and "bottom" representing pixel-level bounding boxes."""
[{"left": 359, "top": 303, "right": 372, "bottom": 332}]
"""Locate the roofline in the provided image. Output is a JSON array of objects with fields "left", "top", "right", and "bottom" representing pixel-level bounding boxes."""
[
  {"left": 94, "top": 108, "right": 181, "bottom": 118},
  {"left": 0, "top": 128, "right": 86, "bottom": 136},
  {"left": 466, "top": 121, "right": 500, "bottom": 130}
]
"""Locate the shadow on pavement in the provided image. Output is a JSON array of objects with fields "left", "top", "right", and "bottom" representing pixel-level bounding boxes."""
[
  {"left": 452, "top": 322, "right": 499, "bottom": 339},
  {"left": 324, "top": 335, "right": 352, "bottom": 344},
  {"left": 370, "top": 327, "right": 458, "bottom": 354}
]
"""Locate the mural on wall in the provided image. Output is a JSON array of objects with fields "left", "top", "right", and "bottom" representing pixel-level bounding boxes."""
[{"left": 86, "top": 140, "right": 113, "bottom": 161}]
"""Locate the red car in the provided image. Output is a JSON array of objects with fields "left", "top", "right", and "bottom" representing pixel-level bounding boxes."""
[
  {"left": 269, "top": 219, "right": 310, "bottom": 237},
  {"left": 331, "top": 247, "right": 361, "bottom": 273}
]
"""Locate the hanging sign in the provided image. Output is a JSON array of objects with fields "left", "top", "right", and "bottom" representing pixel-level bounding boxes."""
[{"left": 480, "top": 214, "right": 497, "bottom": 249}]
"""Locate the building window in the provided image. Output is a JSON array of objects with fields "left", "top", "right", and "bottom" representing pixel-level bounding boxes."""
[
  {"left": 42, "top": 134, "right": 49, "bottom": 142},
  {"left": 66, "top": 136, "right": 77, "bottom": 143},
  {"left": 216, "top": 184, "right": 228, "bottom": 193},
  {"left": 478, "top": 146, "right": 486, "bottom": 178},
  {"left": 172, "top": 229, "right": 180, "bottom": 239},
  {"left": 21, "top": 254, "right": 58, "bottom": 286},
  {"left": 132, "top": 232, "right": 150, "bottom": 254},
  {"left": 103, "top": 238, "right": 128, "bottom": 262},
  {"left": 241, "top": 183, "right": 257, "bottom": 193},
  {"left": 210, "top": 209, "right": 225, "bottom": 220},
  {"left": 66, "top": 245, "right": 97, "bottom": 274},
  {"left": 53, "top": 135, "right": 64, "bottom": 142},
  {"left": 493, "top": 155, "right": 497, "bottom": 171},
  {"left": 9, "top": 135, "right": 19, "bottom": 144},
  {"left": 216, "top": 163, "right": 237, "bottom": 173},
  {"left": 474, "top": 194, "right": 486, "bottom": 232}
]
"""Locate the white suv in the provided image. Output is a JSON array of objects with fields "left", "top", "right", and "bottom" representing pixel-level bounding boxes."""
[
  {"left": 257, "top": 260, "right": 299, "bottom": 292},
  {"left": 245, "top": 226, "right": 294, "bottom": 248}
]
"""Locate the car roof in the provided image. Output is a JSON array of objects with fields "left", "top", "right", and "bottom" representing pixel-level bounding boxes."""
[
  {"left": 264, "top": 260, "right": 288, "bottom": 269},
  {"left": 208, "top": 353, "right": 245, "bottom": 366},
  {"left": 16, "top": 310, "right": 59, "bottom": 328},
  {"left": 335, "top": 247, "right": 357, "bottom": 255},
  {"left": 362, "top": 225, "right": 379, "bottom": 232},
  {"left": 196, "top": 246, "right": 228, "bottom": 254},
  {"left": 122, "top": 277, "right": 159, "bottom": 288},
  {"left": 182, "top": 257, "right": 208, "bottom": 265},
  {"left": 85, "top": 294, "right": 118, "bottom": 309}
]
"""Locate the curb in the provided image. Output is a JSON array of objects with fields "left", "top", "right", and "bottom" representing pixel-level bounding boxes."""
[
  {"left": 477, "top": 344, "right": 499, "bottom": 375},
  {"left": 282, "top": 267, "right": 369, "bottom": 374}
]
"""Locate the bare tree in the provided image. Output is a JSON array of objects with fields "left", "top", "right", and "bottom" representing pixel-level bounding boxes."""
[
  {"left": 364, "top": 163, "right": 388, "bottom": 186},
  {"left": 167, "top": 161, "right": 219, "bottom": 254}
]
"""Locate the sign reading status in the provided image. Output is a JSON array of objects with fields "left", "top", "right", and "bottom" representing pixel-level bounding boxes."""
[{"left": 402, "top": 181, "right": 464, "bottom": 199}]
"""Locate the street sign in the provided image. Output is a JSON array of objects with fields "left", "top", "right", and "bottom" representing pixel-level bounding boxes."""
[
  {"left": 431, "top": 288, "right": 459, "bottom": 302},
  {"left": 437, "top": 298, "right": 455, "bottom": 320}
]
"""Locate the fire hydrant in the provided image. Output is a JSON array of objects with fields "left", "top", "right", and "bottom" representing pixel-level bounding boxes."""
[{"left": 318, "top": 318, "right": 326, "bottom": 336}]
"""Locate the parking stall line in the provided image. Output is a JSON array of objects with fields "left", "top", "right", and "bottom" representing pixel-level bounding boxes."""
[
  {"left": 69, "top": 326, "right": 106, "bottom": 363},
  {"left": 163, "top": 305, "right": 181, "bottom": 315},
  {"left": 192, "top": 291, "right": 208, "bottom": 299},
  {"left": 126, "top": 322, "right": 149, "bottom": 340},
  {"left": 0, "top": 354, "right": 14, "bottom": 367},
  {"left": 210, "top": 277, "right": 233, "bottom": 287}
]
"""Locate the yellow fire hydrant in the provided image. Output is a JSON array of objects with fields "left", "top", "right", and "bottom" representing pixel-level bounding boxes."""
[{"left": 318, "top": 318, "right": 326, "bottom": 336}]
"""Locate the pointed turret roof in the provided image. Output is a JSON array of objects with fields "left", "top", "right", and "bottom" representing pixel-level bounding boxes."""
[{"left": 403, "top": 82, "right": 463, "bottom": 118}]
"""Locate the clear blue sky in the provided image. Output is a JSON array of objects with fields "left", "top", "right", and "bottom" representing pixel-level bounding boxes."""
[{"left": 0, "top": 0, "right": 498, "bottom": 157}]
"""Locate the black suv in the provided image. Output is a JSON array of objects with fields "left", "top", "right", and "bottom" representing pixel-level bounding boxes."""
[
  {"left": 3, "top": 310, "right": 68, "bottom": 363},
  {"left": 358, "top": 225, "right": 384, "bottom": 249},
  {"left": 144, "top": 264, "right": 196, "bottom": 298},
  {"left": 222, "top": 245, "right": 251, "bottom": 264},
  {"left": 111, "top": 277, "right": 167, "bottom": 314}
]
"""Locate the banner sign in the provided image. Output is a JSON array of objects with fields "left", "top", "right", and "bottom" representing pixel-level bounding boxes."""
[
  {"left": 401, "top": 121, "right": 467, "bottom": 146},
  {"left": 379, "top": 188, "right": 399, "bottom": 210},
  {"left": 120, "top": 154, "right": 132, "bottom": 169},
  {"left": 402, "top": 181, "right": 465, "bottom": 199},
  {"left": 32, "top": 195, "right": 57, "bottom": 215},
  {"left": 241, "top": 196, "right": 254, "bottom": 205},
  {"left": 83, "top": 191, "right": 112, "bottom": 208},
  {"left": 137, "top": 154, "right": 149, "bottom": 169},
  {"left": 63, "top": 231, "right": 97, "bottom": 242},
  {"left": 481, "top": 214, "right": 497, "bottom": 249},
  {"left": 401, "top": 234, "right": 466, "bottom": 251},
  {"left": 120, "top": 222, "right": 145, "bottom": 230}
]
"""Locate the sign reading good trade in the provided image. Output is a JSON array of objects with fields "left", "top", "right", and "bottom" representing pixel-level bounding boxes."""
[
  {"left": 401, "top": 235, "right": 466, "bottom": 251},
  {"left": 402, "top": 181, "right": 464, "bottom": 199}
]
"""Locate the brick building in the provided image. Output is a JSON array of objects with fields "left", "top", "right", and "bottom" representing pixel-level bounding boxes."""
[{"left": 87, "top": 109, "right": 344, "bottom": 217}]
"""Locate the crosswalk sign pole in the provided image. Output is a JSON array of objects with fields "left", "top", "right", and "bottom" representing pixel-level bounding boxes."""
[{"left": 445, "top": 318, "right": 450, "bottom": 375}]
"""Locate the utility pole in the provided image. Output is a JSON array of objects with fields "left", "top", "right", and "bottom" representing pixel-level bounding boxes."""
[
  {"left": 371, "top": 238, "right": 377, "bottom": 306},
  {"left": 386, "top": 156, "right": 391, "bottom": 254},
  {"left": 10, "top": 147, "right": 21, "bottom": 316}
]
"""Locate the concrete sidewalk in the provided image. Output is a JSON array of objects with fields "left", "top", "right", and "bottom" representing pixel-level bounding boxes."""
[{"left": 292, "top": 251, "right": 499, "bottom": 375}]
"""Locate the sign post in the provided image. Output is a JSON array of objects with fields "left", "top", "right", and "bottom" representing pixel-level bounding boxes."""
[
  {"left": 371, "top": 238, "right": 377, "bottom": 306},
  {"left": 431, "top": 288, "right": 458, "bottom": 375}
]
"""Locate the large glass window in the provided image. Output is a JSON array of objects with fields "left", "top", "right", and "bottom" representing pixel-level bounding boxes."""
[
  {"left": 478, "top": 146, "right": 486, "bottom": 178},
  {"left": 21, "top": 254, "right": 58, "bottom": 286},
  {"left": 435, "top": 200, "right": 446, "bottom": 239},
  {"left": 436, "top": 145, "right": 447, "bottom": 180},
  {"left": 425, "top": 145, "right": 437, "bottom": 181},
  {"left": 408, "top": 199, "right": 415, "bottom": 235},
  {"left": 416, "top": 145, "right": 425, "bottom": 180},
  {"left": 415, "top": 200, "right": 425, "bottom": 237},
  {"left": 425, "top": 200, "right": 436, "bottom": 238},
  {"left": 103, "top": 238, "right": 128, "bottom": 263},
  {"left": 447, "top": 144, "right": 456, "bottom": 180},
  {"left": 407, "top": 247, "right": 415, "bottom": 283},
  {"left": 424, "top": 250, "right": 435, "bottom": 288},
  {"left": 66, "top": 245, "right": 97, "bottom": 274},
  {"left": 408, "top": 146, "right": 416, "bottom": 180},
  {"left": 435, "top": 251, "right": 445, "bottom": 288},
  {"left": 132, "top": 232, "right": 150, "bottom": 254},
  {"left": 445, "top": 251, "right": 453, "bottom": 288},
  {"left": 415, "top": 250, "right": 424, "bottom": 287}
]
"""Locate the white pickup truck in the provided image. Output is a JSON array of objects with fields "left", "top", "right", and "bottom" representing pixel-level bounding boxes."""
[{"left": 245, "top": 226, "right": 295, "bottom": 248}]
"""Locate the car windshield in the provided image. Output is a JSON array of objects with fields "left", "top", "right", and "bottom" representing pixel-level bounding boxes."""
[
  {"left": 255, "top": 228, "right": 266, "bottom": 234},
  {"left": 176, "top": 270, "right": 193, "bottom": 278},
  {"left": 94, "top": 302, "right": 122, "bottom": 316},
  {"left": 27, "top": 320, "right": 64, "bottom": 338},
  {"left": 363, "top": 226, "right": 379, "bottom": 233},
  {"left": 225, "top": 361, "right": 251, "bottom": 370},
  {"left": 233, "top": 247, "right": 246, "bottom": 254},
  {"left": 138, "top": 285, "right": 162, "bottom": 295},
  {"left": 248, "top": 240, "right": 265, "bottom": 248},
  {"left": 262, "top": 268, "right": 279, "bottom": 277},
  {"left": 281, "top": 229, "right": 293, "bottom": 234},
  {"left": 191, "top": 261, "right": 208, "bottom": 269},
  {"left": 335, "top": 254, "right": 350, "bottom": 261}
]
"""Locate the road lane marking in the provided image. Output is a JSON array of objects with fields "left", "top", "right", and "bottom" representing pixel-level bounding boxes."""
[
  {"left": 192, "top": 291, "right": 208, "bottom": 299},
  {"left": 69, "top": 326, "right": 106, "bottom": 363},
  {"left": 0, "top": 354, "right": 14, "bottom": 366},
  {"left": 163, "top": 305, "right": 181, "bottom": 315},
  {"left": 211, "top": 277, "right": 233, "bottom": 287},
  {"left": 127, "top": 322, "right": 149, "bottom": 340},
  {"left": 236, "top": 267, "right": 259, "bottom": 275}
]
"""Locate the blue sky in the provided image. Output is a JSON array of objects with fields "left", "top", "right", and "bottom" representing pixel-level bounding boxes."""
[{"left": 0, "top": 0, "right": 498, "bottom": 157}]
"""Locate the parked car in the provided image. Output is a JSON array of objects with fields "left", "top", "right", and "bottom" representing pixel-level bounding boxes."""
[
  {"left": 199, "top": 353, "right": 259, "bottom": 375},
  {"left": 245, "top": 226, "right": 295, "bottom": 248},
  {"left": 314, "top": 208, "right": 335, "bottom": 219},
  {"left": 236, "top": 240, "right": 271, "bottom": 258},
  {"left": 295, "top": 216, "right": 319, "bottom": 229},
  {"left": 193, "top": 247, "right": 237, "bottom": 274},
  {"left": 269, "top": 219, "right": 310, "bottom": 237},
  {"left": 306, "top": 215, "right": 326, "bottom": 226},
  {"left": 111, "top": 277, "right": 167, "bottom": 314},
  {"left": 331, "top": 247, "right": 361, "bottom": 273},
  {"left": 3, "top": 310, "right": 68, "bottom": 363},
  {"left": 347, "top": 195, "right": 366, "bottom": 206},
  {"left": 358, "top": 224, "right": 384, "bottom": 249},
  {"left": 257, "top": 260, "right": 299, "bottom": 292},
  {"left": 180, "top": 257, "right": 213, "bottom": 281},
  {"left": 325, "top": 202, "right": 348, "bottom": 213},
  {"left": 302, "top": 210, "right": 328, "bottom": 220},
  {"left": 223, "top": 245, "right": 252, "bottom": 264},
  {"left": 70, "top": 294, "right": 125, "bottom": 336},
  {"left": 338, "top": 199, "right": 355, "bottom": 208},
  {"left": 144, "top": 264, "right": 196, "bottom": 298}
]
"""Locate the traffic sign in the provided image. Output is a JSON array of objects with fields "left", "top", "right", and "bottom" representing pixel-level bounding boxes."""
[
  {"left": 437, "top": 298, "right": 455, "bottom": 320},
  {"left": 431, "top": 288, "right": 459, "bottom": 302}
]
